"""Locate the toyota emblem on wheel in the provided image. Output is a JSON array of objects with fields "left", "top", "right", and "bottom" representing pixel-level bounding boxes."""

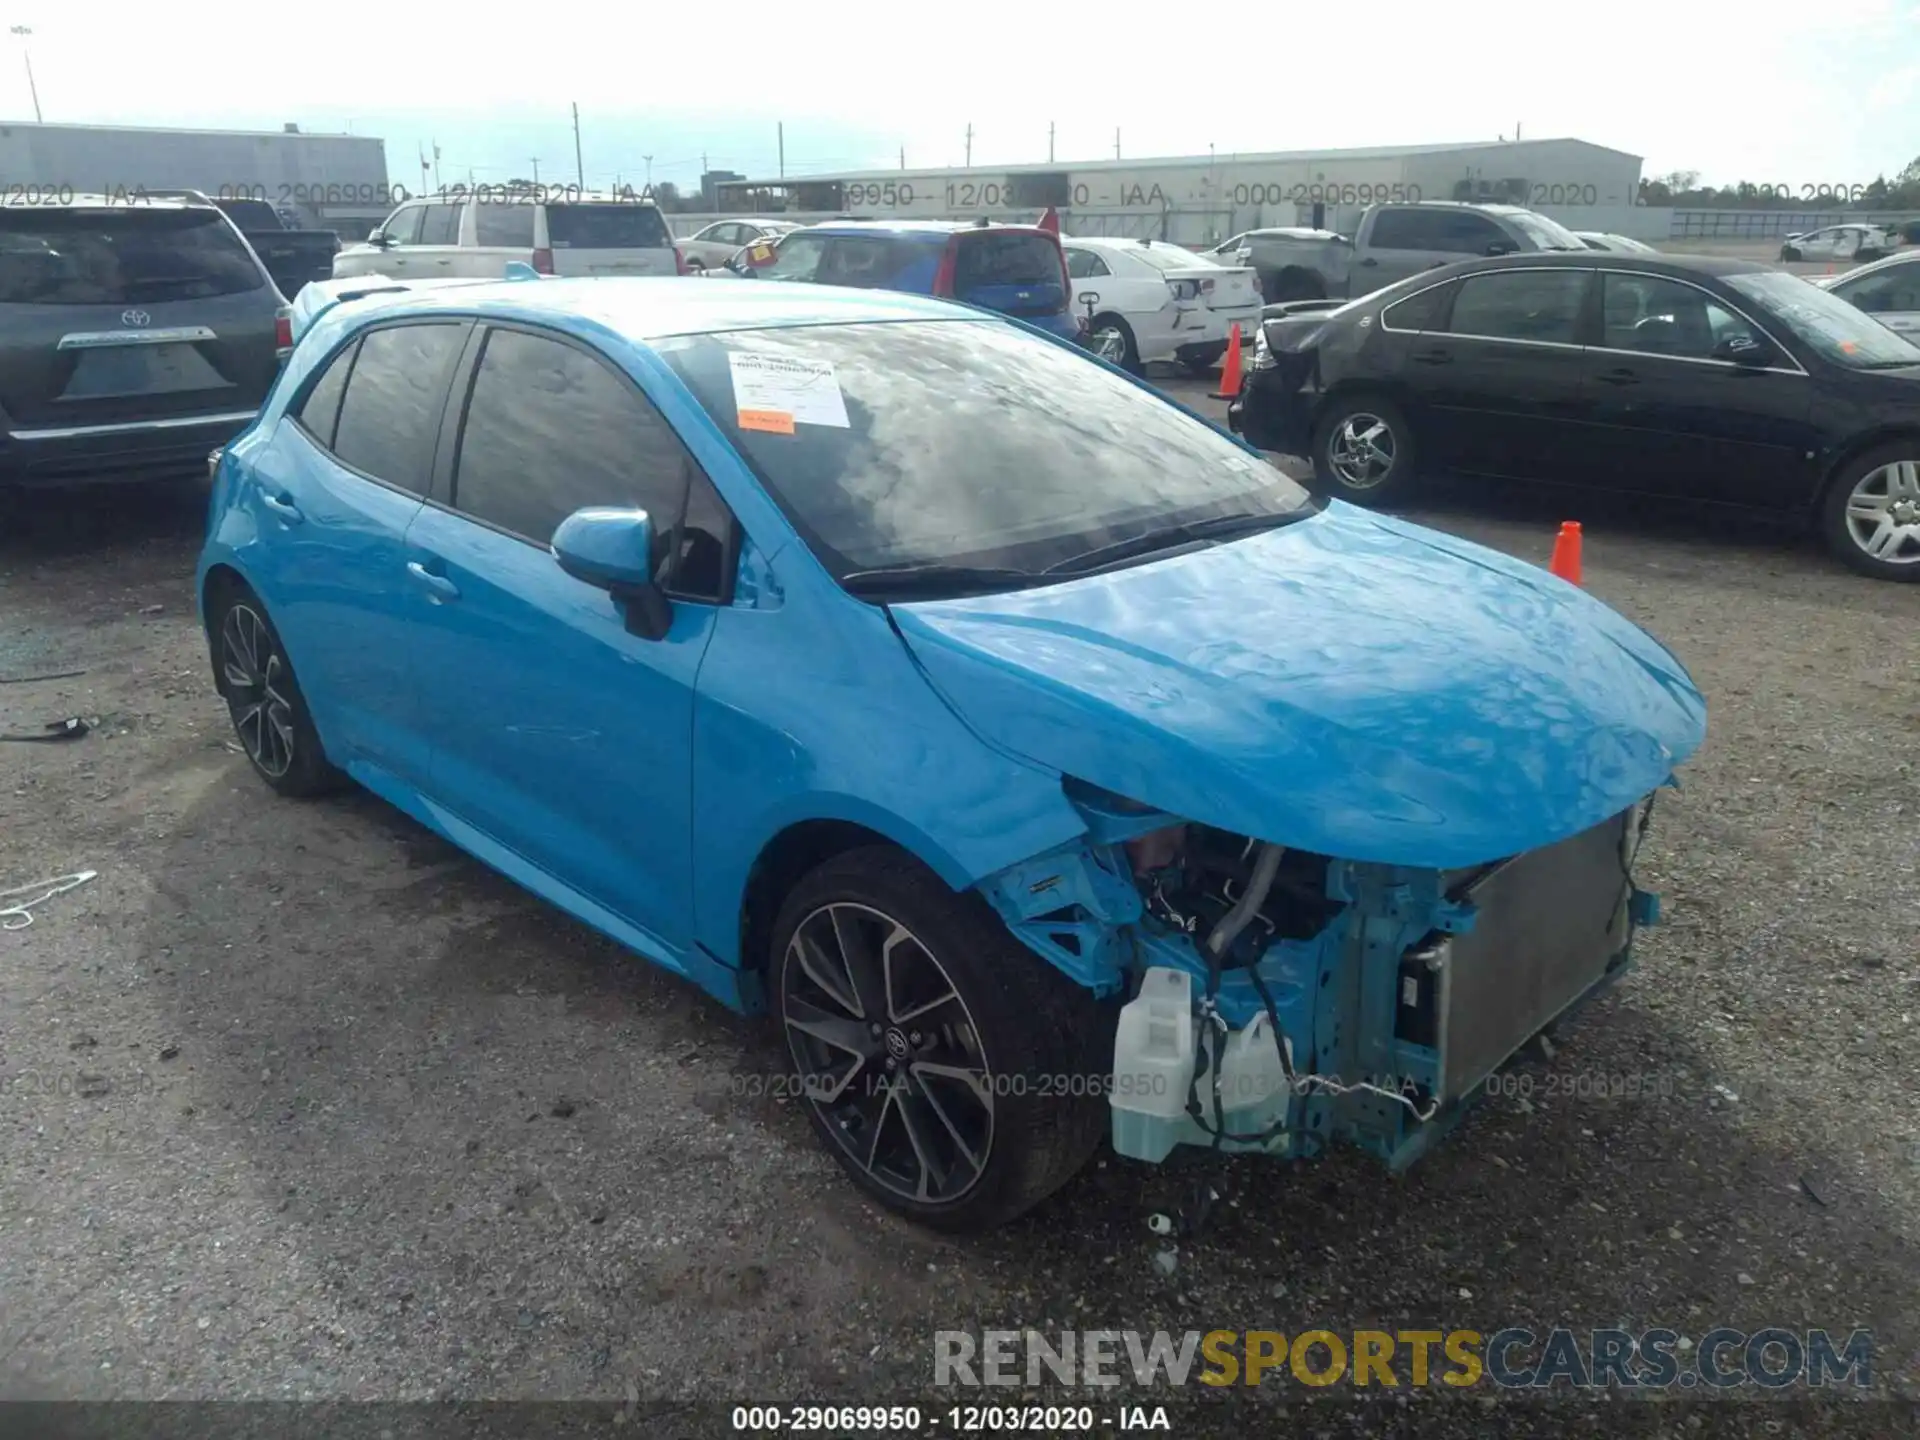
[{"left": 121, "top": 309, "right": 150, "bottom": 328}]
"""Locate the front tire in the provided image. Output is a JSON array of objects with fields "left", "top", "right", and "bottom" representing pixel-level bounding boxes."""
[
  {"left": 1820, "top": 445, "right": 1920, "bottom": 581},
  {"left": 773, "top": 846, "right": 1113, "bottom": 1232},
  {"left": 208, "top": 584, "right": 346, "bottom": 797},
  {"left": 1311, "top": 394, "right": 1418, "bottom": 505}
]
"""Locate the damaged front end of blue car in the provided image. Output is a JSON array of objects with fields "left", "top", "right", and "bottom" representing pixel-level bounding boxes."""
[
  {"left": 978, "top": 781, "right": 1668, "bottom": 1170},
  {"left": 894, "top": 507, "right": 1707, "bottom": 1173}
]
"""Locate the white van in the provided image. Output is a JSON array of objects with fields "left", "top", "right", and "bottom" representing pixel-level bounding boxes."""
[{"left": 333, "top": 190, "right": 683, "bottom": 281}]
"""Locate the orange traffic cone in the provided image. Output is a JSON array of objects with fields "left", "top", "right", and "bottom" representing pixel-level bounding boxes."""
[
  {"left": 1548, "top": 521, "right": 1583, "bottom": 585},
  {"left": 1211, "top": 323, "right": 1244, "bottom": 399},
  {"left": 1037, "top": 205, "right": 1060, "bottom": 236}
]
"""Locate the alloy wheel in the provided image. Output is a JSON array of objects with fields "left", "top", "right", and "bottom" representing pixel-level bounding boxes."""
[
  {"left": 1843, "top": 460, "right": 1920, "bottom": 566},
  {"left": 1090, "top": 325, "right": 1128, "bottom": 365},
  {"left": 220, "top": 603, "right": 296, "bottom": 778},
  {"left": 1327, "top": 413, "right": 1396, "bottom": 489},
  {"left": 781, "top": 902, "right": 994, "bottom": 1205}
]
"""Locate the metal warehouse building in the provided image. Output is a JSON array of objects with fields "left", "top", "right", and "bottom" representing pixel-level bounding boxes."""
[
  {"left": 714, "top": 138, "right": 1646, "bottom": 245},
  {"left": 0, "top": 121, "right": 394, "bottom": 233}
]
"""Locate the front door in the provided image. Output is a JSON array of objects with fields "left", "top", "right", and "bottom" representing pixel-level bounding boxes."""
[
  {"left": 402, "top": 322, "right": 733, "bottom": 959},
  {"left": 1578, "top": 271, "right": 1817, "bottom": 509},
  {"left": 1404, "top": 266, "right": 1597, "bottom": 482}
]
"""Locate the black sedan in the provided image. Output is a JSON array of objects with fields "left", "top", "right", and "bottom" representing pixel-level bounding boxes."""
[{"left": 1227, "top": 252, "right": 1920, "bottom": 581}]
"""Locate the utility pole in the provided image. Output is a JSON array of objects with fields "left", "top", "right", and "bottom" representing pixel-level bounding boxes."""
[
  {"left": 899, "top": 145, "right": 905, "bottom": 171},
  {"left": 965, "top": 123, "right": 973, "bottom": 167},
  {"left": 1114, "top": 128, "right": 1121, "bottom": 160},
  {"left": 572, "top": 102, "right": 584, "bottom": 188},
  {"left": 9, "top": 26, "right": 40, "bottom": 124},
  {"left": 778, "top": 122, "right": 785, "bottom": 178},
  {"left": 1048, "top": 122, "right": 1055, "bottom": 164},
  {"left": 530, "top": 157, "right": 540, "bottom": 185},
  {"left": 432, "top": 142, "right": 442, "bottom": 191},
  {"left": 643, "top": 154, "right": 654, "bottom": 191}
]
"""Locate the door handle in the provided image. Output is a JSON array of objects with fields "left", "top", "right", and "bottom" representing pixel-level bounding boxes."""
[
  {"left": 261, "top": 492, "right": 303, "bottom": 525},
  {"left": 434, "top": 258, "right": 452, "bottom": 266},
  {"left": 1411, "top": 349, "right": 1452, "bottom": 365},
  {"left": 406, "top": 560, "right": 461, "bottom": 602},
  {"left": 1358, "top": 257, "right": 1379, "bottom": 267},
  {"left": 1595, "top": 367, "right": 1640, "bottom": 386}
]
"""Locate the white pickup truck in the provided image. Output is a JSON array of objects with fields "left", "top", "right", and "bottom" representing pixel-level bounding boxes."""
[{"left": 1219, "top": 202, "right": 1590, "bottom": 305}]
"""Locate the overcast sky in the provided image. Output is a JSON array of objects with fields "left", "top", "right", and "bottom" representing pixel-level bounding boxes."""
[{"left": 5, "top": 1, "right": 1916, "bottom": 188}]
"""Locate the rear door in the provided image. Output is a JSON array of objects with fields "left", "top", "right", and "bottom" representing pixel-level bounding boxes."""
[
  {"left": 542, "top": 202, "right": 677, "bottom": 276},
  {"left": 952, "top": 230, "right": 1068, "bottom": 321},
  {"left": 1406, "top": 266, "right": 1596, "bottom": 481},
  {"left": 1578, "top": 270, "right": 1815, "bottom": 508},
  {"left": 0, "top": 205, "right": 280, "bottom": 435},
  {"left": 249, "top": 318, "right": 470, "bottom": 784}
]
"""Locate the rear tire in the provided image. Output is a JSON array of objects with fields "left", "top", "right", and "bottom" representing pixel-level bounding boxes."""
[
  {"left": 206, "top": 582, "right": 347, "bottom": 798},
  {"left": 1311, "top": 393, "right": 1418, "bottom": 506},
  {"left": 1820, "top": 443, "right": 1920, "bottom": 581},
  {"left": 1086, "top": 314, "right": 1138, "bottom": 372},
  {"left": 772, "top": 846, "right": 1113, "bottom": 1232}
]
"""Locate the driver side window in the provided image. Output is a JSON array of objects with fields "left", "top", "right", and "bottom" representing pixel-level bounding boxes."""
[
  {"left": 1600, "top": 274, "right": 1750, "bottom": 360},
  {"left": 380, "top": 204, "right": 425, "bottom": 245},
  {"left": 1838, "top": 265, "right": 1920, "bottom": 314}
]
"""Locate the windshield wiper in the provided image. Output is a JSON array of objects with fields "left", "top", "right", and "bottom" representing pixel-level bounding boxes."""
[
  {"left": 1040, "top": 510, "right": 1304, "bottom": 577},
  {"left": 839, "top": 563, "right": 1039, "bottom": 598}
]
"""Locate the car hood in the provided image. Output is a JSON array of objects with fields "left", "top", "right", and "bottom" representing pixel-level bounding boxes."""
[{"left": 889, "top": 505, "right": 1707, "bottom": 869}]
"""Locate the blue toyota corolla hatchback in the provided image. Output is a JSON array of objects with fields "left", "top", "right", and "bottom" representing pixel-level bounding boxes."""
[{"left": 199, "top": 276, "right": 1706, "bottom": 1230}]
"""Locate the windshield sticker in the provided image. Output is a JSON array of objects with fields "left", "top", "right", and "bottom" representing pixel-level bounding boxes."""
[
  {"left": 738, "top": 408, "right": 796, "bottom": 435},
  {"left": 729, "top": 352, "right": 851, "bottom": 430}
]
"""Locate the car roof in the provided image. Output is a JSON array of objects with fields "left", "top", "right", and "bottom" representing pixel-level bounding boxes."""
[
  {"left": 321, "top": 275, "right": 985, "bottom": 342},
  {"left": 1829, "top": 247, "right": 1920, "bottom": 281},
  {"left": 792, "top": 219, "right": 1048, "bottom": 238},
  {"left": 1, "top": 193, "right": 216, "bottom": 213},
  {"left": 1452, "top": 251, "right": 1772, "bottom": 279}
]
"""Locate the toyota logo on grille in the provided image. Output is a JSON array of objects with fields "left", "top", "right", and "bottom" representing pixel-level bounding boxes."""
[{"left": 121, "top": 309, "right": 151, "bottom": 328}]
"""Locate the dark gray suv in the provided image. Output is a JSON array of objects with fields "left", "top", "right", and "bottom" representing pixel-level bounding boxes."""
[{"left": 0, "top": 194, "right": 288, "bottom": 489}]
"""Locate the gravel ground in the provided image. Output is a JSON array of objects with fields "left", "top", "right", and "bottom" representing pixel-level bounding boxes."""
[{"left": 1, "top": 382, "right": 1916, "bottom": 1438}]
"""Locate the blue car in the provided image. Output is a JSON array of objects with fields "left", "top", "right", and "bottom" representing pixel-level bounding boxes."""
[
  {"left": 725, "top": 219, "right": 1084, "bottom": 345},
  {"left": 198, "top": 275, "right": 1706, "bottom": 1231}
]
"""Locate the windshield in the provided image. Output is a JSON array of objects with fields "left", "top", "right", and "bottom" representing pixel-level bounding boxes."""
[
  {"left": 658, "top": 320, "right": 1314, "bottom": 583},
  {"left": 1502, "top": 210, "right": 1586, "bottom": 252},
  {"left": 0, "top": 208, "right": 266, "bottom": 304},
  {"left": 1127, "top": 245, "right": 1215, "bottom": 272},
  {"left": 1727, "top": 270, "right": 1920, "bottom": 369}
]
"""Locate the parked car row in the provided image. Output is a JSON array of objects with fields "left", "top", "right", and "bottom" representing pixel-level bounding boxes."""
[{"left": 1227, "top": 251, "right": 1920, "bottom": 580}]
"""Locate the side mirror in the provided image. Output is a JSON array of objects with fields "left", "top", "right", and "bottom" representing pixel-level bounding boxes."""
[
  {"left": 551, "top": 507, "right": 672, "bottom": 640},
  {"left": 367, "top": 228, "right": 391, "bottom": 248}
]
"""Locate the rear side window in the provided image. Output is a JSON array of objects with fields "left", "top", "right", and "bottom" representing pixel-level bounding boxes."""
[
  {"left": 1446, "top": 270, "right": 1589, "bottom": 344},
  {"left": 0, "top": 208, "right": 265, "bottom": 305},
  {"left": 544, "top": 204, "right": 673, "bottom": 249},
  {"left": 473, "top": 204, "right": 536, "bottom": 247},
  {"left": 955, "top": 233, "right": 1060, "bottom": 287},
  {"left": 452, "top": 328, "right": 715, "bottom": 587},
  {"left": 330, "top": 322, "right": 467, "bottom": 491},
  {"left": 296, "top": 341, "right": 356, "bottom": 446},
  {"left": 1367, "top": 209, "right": 1449, "bottom": 251}
]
